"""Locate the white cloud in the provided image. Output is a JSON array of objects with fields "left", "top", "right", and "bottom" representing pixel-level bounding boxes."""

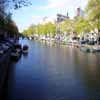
[
  {"left": 40, "top": 0, "right": 87, "bottom": 10},
  {"left": 30, "top": 15, "right": 57, "bottom": 25},
  {"left": 39, "top": 0, "right": 70, "bottom": 10},
  {"left": 40, "top": 15, "right": 57, "bottom": 24},
  {"left": 47, "top": 0, "right": 71, "bottom": 8}
]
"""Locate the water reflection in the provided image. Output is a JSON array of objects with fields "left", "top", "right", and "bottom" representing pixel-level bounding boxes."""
[{"left": 4, "top": 39, "right": 100, "bottom": 100}]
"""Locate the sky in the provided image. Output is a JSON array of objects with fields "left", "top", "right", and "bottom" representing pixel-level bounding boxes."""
[{"left": 12, "top": 0, "right": 88, "bottom": 32}]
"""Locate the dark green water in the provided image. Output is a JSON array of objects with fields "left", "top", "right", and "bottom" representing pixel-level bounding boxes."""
[{"left": 4, "top": 39, "right": 100, "bottom": 100}]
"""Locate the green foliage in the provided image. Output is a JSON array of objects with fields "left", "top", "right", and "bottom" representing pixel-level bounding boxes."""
[
  {"left": 86, "top": 0, "right": 100, "bottom": 33},
  {"left": 0, "top": 13, "right": 19, "bottom": 35},
  {"left": 60, "top": 19, "right": 76, "bottom": 33},
  {"left": 22, "top": 24, "right": 37, "bottom": 36},
  {"left": 0, "top": 0, "right": 31, "bottom": 11},
  {"left": 6, "top": 20, "right": 18, "bottom": 34},
  {"left": 75, "top": 17, "right": 94, "bottom": 34},
  {"left": 0, "top": 0, "right": 31, "bottom": 37},
  {"left": 23, "top": 22, "right": 56, "bottom": 36}
]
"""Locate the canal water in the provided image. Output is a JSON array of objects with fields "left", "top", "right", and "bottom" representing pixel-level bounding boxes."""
[{"left": 4, "top": 39, "right": 100, "bottom": 100}]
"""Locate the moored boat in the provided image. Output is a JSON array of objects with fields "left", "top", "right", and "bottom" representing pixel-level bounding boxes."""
[
  {"left": 80, "top": 47, "right": 90, "bottom": 52},
  {"left": 11, "top": 50, "right": 21, "bottom": 61},
  {"left": 11, "top": 43, "right": 22, "bottom": 61},
  {"left": 89, "top": 48, "right": 96, "bottom": 53},
  {"left": 22, "top": 45, "right": 29, "bottom": 54},
  {"left": 93, "top": 46, "right": 100, "bottom": 52},
  {"left": 80, "top": 46, "right": 96, "bottom": 53}
]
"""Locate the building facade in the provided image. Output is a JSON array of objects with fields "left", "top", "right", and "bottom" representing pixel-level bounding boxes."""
[
  {"left": 76, "top": 7, "right": 85, "bottom": 17},
  {"left": 57, "top": 12, "right": 69, "bottom": 23}
]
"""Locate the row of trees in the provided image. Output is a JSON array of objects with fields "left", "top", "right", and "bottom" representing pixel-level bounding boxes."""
[
  {"left": 22, "top": 17, "right": 94, "bottom": 37},
  {"left": 23, "top": 0, "right": 100, "bottom": 37},
  {"left": 0, "top": 0, "right": 31, "bottom": 37},
  {"left": 23, "top": 23, "right": 56, "bottom": 37},
  {"left": 60, "top": 17, "right": 94, "bottom": 35},
  {"left": 0, "top": 13, "right": 19, "bottom": 34}
]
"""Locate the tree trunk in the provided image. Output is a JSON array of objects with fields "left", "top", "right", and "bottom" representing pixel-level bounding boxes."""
[{"left": 97, "top": 17, "right": 100, "bottom": 36}]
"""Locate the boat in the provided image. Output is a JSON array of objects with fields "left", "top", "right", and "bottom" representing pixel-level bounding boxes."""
[
  {"left": 80, "top": 46, "right": 97, "bottom": 53},
  {"left": 89, "top": 48, "right": 96, "bottom": 53},
  {"left": 14, "top": 44, "right": 22, "bottom": 53},
  {"left": 80, "top": 47, "right": 90, "bottom": 52},
  {"left": 22, "top": 45, "right": 29, "bottom": 54},
  {"left": 11, "top": 44, "right": 22, "bottom": 61},
  {"left": 29, "top": 37, "right": 32, "bottom": 40},
  {"left": 93, "top": 46, "right": 100, "bottom": 52},
  {"left": 11, "top": 50, "right": 21, "bottom": 61}
]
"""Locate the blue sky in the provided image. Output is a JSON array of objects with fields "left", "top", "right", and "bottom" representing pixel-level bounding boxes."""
[{"left": 12, "top": 0, "right": 88, "bottom": 32}]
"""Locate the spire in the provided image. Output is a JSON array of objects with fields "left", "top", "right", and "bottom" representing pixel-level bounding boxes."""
[
  {"left": 67, "top": 12, "right": 68, "bottom": 17},
  {"left": 67, "top": 11, "right": 69, "bottom": 19}
]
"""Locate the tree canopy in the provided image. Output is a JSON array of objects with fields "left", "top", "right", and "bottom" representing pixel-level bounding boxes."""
[
  {"left": 86, "top": 0, "right": 100, "bottom": 33},
  {"left": 0, "top": 0, "right": 31, "bottom": 11},
  {"left": 23, "top": 22, "right": 56, "bottom": 37},
  {"left": 0, "top": 0, "right": 32, "bottom": 36}
]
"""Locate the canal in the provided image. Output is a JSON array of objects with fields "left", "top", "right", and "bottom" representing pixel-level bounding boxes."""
[{"left": 3, "top": 39, "right": 100, "bottom": 100}]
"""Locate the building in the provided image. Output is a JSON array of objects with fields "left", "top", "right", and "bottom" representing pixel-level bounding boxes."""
[
  {"left": 57, "top": 12, "right": 69, "bottom": 23},
  {"left": 56, "top": 12, "right": 70, "bottom": 34},
  {"left": 76, "top": 7, "right": 85, "bottom": 17}
]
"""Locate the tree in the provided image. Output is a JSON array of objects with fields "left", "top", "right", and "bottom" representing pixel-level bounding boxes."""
[
  {"left": 0, "top": 11, "right": 19, "bottom": 37},
  {"left": 22, "top": 22, "right": 56, "bottom": 37},
  {"left": 6, "top": 20, "right": 18, "bottom": 34},
  {"left": 60, "top": 19, "right": 76, "bottom": 34},
  {"left": 0, "top": 0, "right": 32, "bottom": 39},
  {"left": 44, "top": 22, "right": 56, "bottom": 36},
  {"left": 22, "top": 24, "right": 37, "bottom": 36},
  {"left": 86, "top": 0, "right": 100, "bottom": 34},
  {"left": 0, "top": 0, "right": 31, "bottom": 11},
  {"left": 75, "top": 17, "right": 94, "bottom": 35}
]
